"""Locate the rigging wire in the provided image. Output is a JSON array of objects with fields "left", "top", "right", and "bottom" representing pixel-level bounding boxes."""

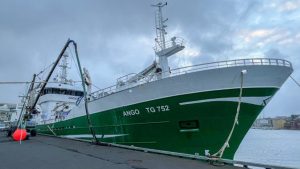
[
  {"left": 68, "top": 45, "right": 82, "bottom": 80},
  {"left": 290, "top": 75, "right": 300, "bottom": 88},
  {"left": 68, "top": 45, "right": 102, "bottom": 91},
  {"left": 0, "top": 81, "right": 82, "bottom": 85},
  {"left": 36, "top": 62, "right": 55, "bottom": 80},
  {"left": 92, "top": 84, "right": 101, "bottom": 90},
  {"left": 12, "top": 46, "right": 86, "bottom": 87}
]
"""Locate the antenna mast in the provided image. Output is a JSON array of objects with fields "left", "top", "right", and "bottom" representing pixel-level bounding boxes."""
[
  {"left": 152, "top": 2, "right": 185, "bottom": 78},
  {"left": 59, "top": 52, "right": 69, "bottom": 84},
  {"left": 154, "top": 2, "right": 168, "bottom": 50}
]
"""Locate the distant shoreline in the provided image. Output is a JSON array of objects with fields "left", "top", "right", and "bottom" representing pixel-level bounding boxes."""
[{"left": 251, "top": 127, "right": 300, "bottom": 131}]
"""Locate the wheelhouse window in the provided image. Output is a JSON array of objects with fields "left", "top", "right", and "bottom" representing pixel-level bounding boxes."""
[{"left": 42, "top": 88, "right": 83, "bottom": 96}]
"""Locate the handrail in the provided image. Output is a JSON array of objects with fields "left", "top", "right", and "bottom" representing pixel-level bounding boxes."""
[
  {"left": 116, "top": 73, "right": 137, "bottom": 83},
  {"left": 90, "top": 84, "right": 117, "bottom": 98},
  {"left": 154, "top": 37, "right": 185, "bottom": 53},
  {"left": 169, "top": 58, "right": 292, "bottom": 77},
  {"left": 172, "top": 58, "right": 291, "bottom": 72},
  {"left": 90, "top": 58, "right": 292, "bottom": 101}
]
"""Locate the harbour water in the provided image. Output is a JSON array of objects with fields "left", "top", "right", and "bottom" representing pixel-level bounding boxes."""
[{"left": 235, "top": 129, "right": 300, "bottom": 168}]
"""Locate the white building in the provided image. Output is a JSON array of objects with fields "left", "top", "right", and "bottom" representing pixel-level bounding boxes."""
[{"left": 0, "top": 103, "right": 17, "bottom": 123}]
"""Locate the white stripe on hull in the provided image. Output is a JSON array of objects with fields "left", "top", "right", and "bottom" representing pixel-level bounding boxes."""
[
  {"left": 62, "top": 134, "right": 128, "bottom": 139},
  {"left": 179, "top": 96, "right": 272, "bottom": 106}
]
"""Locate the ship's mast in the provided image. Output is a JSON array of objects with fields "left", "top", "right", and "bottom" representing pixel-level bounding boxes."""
[
  {"left": 152, "top": 2, "right": 185, "bottom": 78},
  {"left": 59, "top": 52, "right": 69, "bottom": 84},
  {"left": 155, "top": 2, "right": 167, "bottom": 50}
]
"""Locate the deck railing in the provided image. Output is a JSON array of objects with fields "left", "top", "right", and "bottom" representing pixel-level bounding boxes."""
[
  {"left": 170, "top": 58, "right": 292, "bottom": 77},
  {"left": 154, "top": 37, "right": 185, "bottom": 53},
  {"left": 90, "top": 84, "right": 117, "bottom": 100},
  {"left": 90, "top": 58, "right": 292, "bottom": 101},
  {"left": 116, "top": 73, "right": 137, "bottom": 84}
]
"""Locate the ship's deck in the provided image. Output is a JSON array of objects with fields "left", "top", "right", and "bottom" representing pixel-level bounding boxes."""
[
  {"left": 0, "top": 132, "right": 241, "bottom": 169},
  {"left": 90, "top": 58, "right": 292, "bottom": 101}
]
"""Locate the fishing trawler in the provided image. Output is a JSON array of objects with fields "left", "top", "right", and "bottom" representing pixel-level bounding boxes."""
[{"left": 32, "top": 3, "right": 293, "bottom": 159}]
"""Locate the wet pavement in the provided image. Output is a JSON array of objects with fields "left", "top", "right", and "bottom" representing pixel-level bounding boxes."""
[{"left": 0, "top": 132, "right": 240, "bottom": 169}]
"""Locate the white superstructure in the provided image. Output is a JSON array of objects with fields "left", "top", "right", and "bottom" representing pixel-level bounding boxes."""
[{"left": 35, "top": 53, "right": 84, "bottom": 124}]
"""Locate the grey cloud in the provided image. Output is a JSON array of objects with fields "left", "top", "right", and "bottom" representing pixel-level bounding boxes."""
[
  {"left": 166, "top": 0, "right": 258, "bottom": 56},
  {"left": 264, "top": 48, "right": 287, "bottom": 58},
  {"left": 0, "top": 0, "right": 299, "bottom": 117}
]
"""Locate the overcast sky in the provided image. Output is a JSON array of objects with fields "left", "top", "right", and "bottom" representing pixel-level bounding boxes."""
[{"left": 0, "top": 0, "right": 299, "bottom": 117}]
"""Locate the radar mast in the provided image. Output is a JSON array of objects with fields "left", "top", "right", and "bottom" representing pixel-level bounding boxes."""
[
  {"left": 58, "top": 52, "right": 70, "bottom": 84},
  {"left": 152, "top": 2, "right": 185, "bottom": 78}
]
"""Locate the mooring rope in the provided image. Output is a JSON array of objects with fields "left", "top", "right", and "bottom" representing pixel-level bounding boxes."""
[
  {"left": 47, "top": 125, "right": 57, "bottom": 136},
  {"left": 212, "top": 70, "right": 246, "bottom": 158},
  {"left": 290, "top": 75, "right": 300, "bottom": 88}
]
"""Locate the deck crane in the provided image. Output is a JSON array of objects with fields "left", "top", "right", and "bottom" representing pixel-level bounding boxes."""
[{"left": 8, "top": 39, "right": 98, "bottom": 143}]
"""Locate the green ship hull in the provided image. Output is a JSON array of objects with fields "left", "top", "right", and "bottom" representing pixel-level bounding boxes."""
[{"left": 36, "top": 87, "right": 276, "bottom": 159}]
